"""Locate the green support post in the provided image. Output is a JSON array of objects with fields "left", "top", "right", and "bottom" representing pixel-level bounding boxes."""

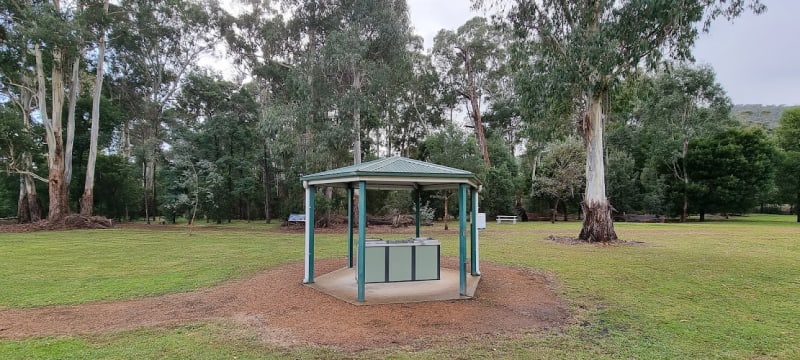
[
  {"left": 305, "top": 185, "right": 316, "bottom": 283},
  {"left": 347, "top": 186, "right": 354, "bottom": 268},
  {"left": 415, "top": 189, "right": 421, "bottom": 238},
  {"left": 470, "top": 188, "right": 478, "bottom": 276},
  {"left": 458, "top": 183, "right": 467, "bottom": 295},
  {"left": 357, "top": 181, "right": 367, "bottom": 302}
]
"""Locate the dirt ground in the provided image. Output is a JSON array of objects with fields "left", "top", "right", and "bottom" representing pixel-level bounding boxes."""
[
  {"left": 1, "top": 220, "right": 570, "bottom": 351},
  {"left": 0, "top": 256, "right": 569, "bottom": 352}
]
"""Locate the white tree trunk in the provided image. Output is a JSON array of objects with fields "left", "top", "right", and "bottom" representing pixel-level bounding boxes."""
[
  {"left": 579, "top": 93, "right": 617, "bottom": 242},
  {"left": 36, "top": 44, "right": 69, "bottom": 221},
  {"left": 65, "top": 55, "right": 80, "bottom": 188},
  {"left": 15, "top": 78, "right": 42, "bottom": 223},
  {"left": 81, "top": 1, "right": 109, "bottom": 216},
  {"left": 463, "top": 49, "right": 491, "bottom": 167},
  {"left": 352, "top": 69, "right": 363, "bottom": 165}
]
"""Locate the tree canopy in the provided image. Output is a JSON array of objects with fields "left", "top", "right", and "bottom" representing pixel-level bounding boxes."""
[{"left": 1, "top": 0, "right": 792, "bottom": 232}]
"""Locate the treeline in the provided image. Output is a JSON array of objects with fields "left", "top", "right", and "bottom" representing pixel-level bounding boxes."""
[
  {"left": 1, "top": 1, "right": 797, "bottom": 229},
  {"left": 734, "top": 104, "right": 792, "bottom": 129}
]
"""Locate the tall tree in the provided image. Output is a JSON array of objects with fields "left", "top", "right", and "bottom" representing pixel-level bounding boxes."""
[
  {"left": 0, "top": 21, "right": 43, "bottom": 222},
  {"left": 637, "top": 64, "right": 732, "bottom": 222},
  {"left": 432, "top": 17, "right": 508, "bottom": 167},
  {"left": 685, "top": 126, "right": 777, "bottom": 220},
  {"left": 533, "top": 137, "right": 585, "bottom": 221},
  {"left": 775, "top": 107, "right": 800, "bottom": 222},
  {"left": 419, "top": 124, "right": 483, "bottom": 229},
  {"left": 109, "top": 0, "right": 220, "bottom": 223},
  {"left": 19, "top": 0, "right": 86, "bottom": 221},
  {"left": 501, "top": 0, "right": 765, "bottom": 241},
  {"left": 321, "top": 0, "right": 411, "bottom": 165},
  {"left": 391, "top": 36, "right": 447, "bottom": 156},
  {"left": 80, "top": 0, "right": 110, "bottom": 216}
]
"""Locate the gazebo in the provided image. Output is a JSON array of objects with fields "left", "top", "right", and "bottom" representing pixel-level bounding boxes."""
[{"left": 300, "top": 156, "right": 482, "bottom": 303}]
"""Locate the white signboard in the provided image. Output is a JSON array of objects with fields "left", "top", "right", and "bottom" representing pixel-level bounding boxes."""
[{"left": 476, "top": 213, "right": 486, "bottom": 229}]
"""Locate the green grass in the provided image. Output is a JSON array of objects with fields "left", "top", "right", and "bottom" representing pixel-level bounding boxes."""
[
  {"left": 0, "top": 224, "right": 343, "bottom": 308},
  {"left": 1, "top": 215, "right": 798, "bottom": 359}
]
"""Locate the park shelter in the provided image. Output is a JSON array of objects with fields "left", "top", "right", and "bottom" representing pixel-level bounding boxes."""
[{"left": 300, "top": 156, "right": 482, "bottom": 303}]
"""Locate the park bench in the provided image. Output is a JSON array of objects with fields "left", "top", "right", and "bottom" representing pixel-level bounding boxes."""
[
  {"left": 495, "top": 215, "right": 518, "bottom": 224},
  {"left": 288, "top": 213, "right": 306, "bottom": 225}
]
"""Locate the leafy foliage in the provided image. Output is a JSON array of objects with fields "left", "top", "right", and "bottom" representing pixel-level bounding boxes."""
[{"left": 685, "top": 126, "right": 778, "bottom": 216}]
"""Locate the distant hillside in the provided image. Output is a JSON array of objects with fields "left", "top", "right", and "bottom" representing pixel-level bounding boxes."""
[{"left": 732, "top": 104, "right": 796, "bottom": 129}]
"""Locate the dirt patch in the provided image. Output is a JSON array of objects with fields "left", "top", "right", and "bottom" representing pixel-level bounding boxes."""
[{"left": 0, "top": 259, "right": 569, "bottom": 352}]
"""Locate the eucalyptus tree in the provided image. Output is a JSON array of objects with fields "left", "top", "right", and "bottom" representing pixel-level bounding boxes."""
[
  {"left": 108, "top": 0, "right": 221, "bottom": 222},
  {"left": 79, "top": 0, "right": 110, "bottom": 216},
  {"left": 498, "top": 0, "right": 765, "bottom": 242},
  {"left": 391, "top": 36, "right": 448, "bottom": 156},
  {"left": 224, "top": 0, "right": 346, "bottom": 219},
  {"left": 0, "top": 0, "right": 89, "bottom": 221},
  {"left": 0, "top": 17, "right": 43, "bottom": 222},
  {"left": 432, "top": 16, "right": 509, "bottom": 167},
  {"left": 0, "top": 104, "right": 42, "bottom": 221},
  {"left": 321, "top": 0, "right": 412, "bottom": 165}
]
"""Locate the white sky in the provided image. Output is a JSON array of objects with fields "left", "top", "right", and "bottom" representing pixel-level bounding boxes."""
[{"left": 407, "top": 0, "right": 800, "bottom": 106}]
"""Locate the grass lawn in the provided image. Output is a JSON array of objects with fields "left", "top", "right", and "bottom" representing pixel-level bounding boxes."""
[{"left": 1, "top": 215, "right": 798, "bottom": 359}]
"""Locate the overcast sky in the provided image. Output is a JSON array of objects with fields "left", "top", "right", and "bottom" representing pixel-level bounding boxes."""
[{"left": 407, "top": 0, "right": 800, "bottom": 106}]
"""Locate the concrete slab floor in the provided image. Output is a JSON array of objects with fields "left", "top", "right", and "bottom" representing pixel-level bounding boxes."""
[{"left": 305, "top": 267, "right": 481, "bottom": 305}]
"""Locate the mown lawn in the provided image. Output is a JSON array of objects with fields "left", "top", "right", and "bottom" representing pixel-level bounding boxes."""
[{"left": 1, "top": 215, "right": 798, "bottom": 359}]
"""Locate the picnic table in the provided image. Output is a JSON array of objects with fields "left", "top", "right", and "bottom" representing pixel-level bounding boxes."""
[{"left": 495, "top": 215, "right": 518, "bottom": 224}]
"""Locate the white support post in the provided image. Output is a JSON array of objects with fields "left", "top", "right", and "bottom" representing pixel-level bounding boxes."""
[{"left": 474, "top": 188, "right": 481, "bottom": 275}]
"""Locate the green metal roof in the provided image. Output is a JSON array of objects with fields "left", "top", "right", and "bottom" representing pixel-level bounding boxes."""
[{"left": 300, "top": 156, "right": 480, "bottom": 189}]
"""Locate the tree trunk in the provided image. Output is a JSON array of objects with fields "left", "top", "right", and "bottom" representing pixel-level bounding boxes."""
[
  {"left": 17, "top": 175, "right": 42, "bottom": 224},
  {"left": 324, "top": 186, "right": 333, "bottom": 228},
  {"left": 65, "top": 55, "right": 80, "bottom": 190},
  {"left": 530, "top": 152, "right": 540, "bottom": 196},
  {"left": 80, "top": 0, "right": 109, "bottom": 217},
  {"left": 352, "top": 70, "right": 363, "bottom": 165},
  {"left": 680, "top": 138, "right": 689, "bottom": 222},
  {"left": 17, "top": 90, "right": 42, "bottom": 223},
  {"left": 143, "top": 160, "right": 149, "bottom": 224},
  {"left": 796, "top": 190, "right": 799, "bottom": 223},
  {"left": 36, "top": 44, "right": 69, "bottom": 222},
  {"left": 152, "top": 159, "right": 158, "bottom": 222},
  {"left": 463, "top": 49, "right": 491, "bottom": 167},
  {"left": 17, "top": 177, "right": 31, "bottom": 224},
  {"left": 578, "top": 93, "right": 618, "bottom": 242},
  {"left": 263, "top": 144, "right": 271, "bottom": 223},
  {"left": 443, "top": 191, "right": 450, "bottom": 230},
  {"left": 699, "top": 211, "right": 705, "bottom": 222}
]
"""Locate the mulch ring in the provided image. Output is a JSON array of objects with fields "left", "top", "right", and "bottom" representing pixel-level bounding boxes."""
[
  {"left": 0, "top": 215, "right": 112, "bottom": 232},
  {"left": 546, "top": 235, "right": 646, "bottom": 246},
  {"left": 0, "top": 258, "right": 570, "bottom": 353}
]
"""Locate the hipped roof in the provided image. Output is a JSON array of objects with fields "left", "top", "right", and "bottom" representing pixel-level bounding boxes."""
[{"left": 300, "top": 156, "right": 480, "bottom": 191}]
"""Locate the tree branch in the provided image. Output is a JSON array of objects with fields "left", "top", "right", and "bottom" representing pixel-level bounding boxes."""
[{"left": 2, "top": 168, "right": 49, "bottom": 183}]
